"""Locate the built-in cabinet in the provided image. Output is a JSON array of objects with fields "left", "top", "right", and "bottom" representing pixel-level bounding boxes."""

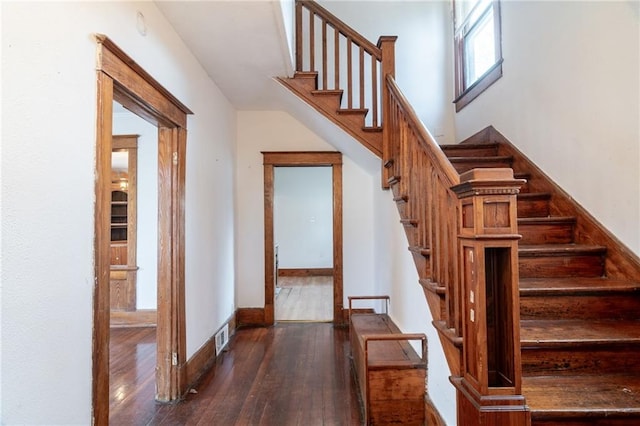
[{"left": 110, "top": 135, "right": 138, "bottom": 312}]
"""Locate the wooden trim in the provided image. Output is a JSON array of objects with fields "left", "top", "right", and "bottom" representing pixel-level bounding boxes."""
[
  {"left": 262, "top": 152, "right": 344, "bottom": 326},
  {"left": 93, "top": 71, "right": 113, "bottom": 426},
  {"left": 236, "top": 308, "right": 267, "bottom": 327},
  {"left": 185, "top": 313, "right": 236, "bottom": 388},
  {"left": 94, "top": 36, "right": 192, "bottom": 423},
  {"left": 95, "top": 34, "right": 192, "bottom": 118},
  {"left": 454, "top": 60, "right": 503, "bottom": 112},
  {"left": 262, "top": 151, "right": 342, "bottom": 166},
  {"left": 110, "top": 310, "right": 157, "bottom": 328},
  {"left": 278, "top": 268, "right": 334, "bottom": 277}
]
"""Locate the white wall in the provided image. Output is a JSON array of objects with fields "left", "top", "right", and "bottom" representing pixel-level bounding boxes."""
[
  {"left": 318, "top": 0, "right": 455, "bottom": 144},
  {"left": 112, "top": 109, "right": 158, "bottom": 310},
  {"left": 1, "top": 2, "right": 236, "bottom": 423},
  {"left": 454, "top": 0, "right": 640, "bottom": 255},
  {"left": 236, "top": 111, "right": 375, "bottom": 308},
  {"left": 275, "top": 167, "right": 333, "bottom": 268}
]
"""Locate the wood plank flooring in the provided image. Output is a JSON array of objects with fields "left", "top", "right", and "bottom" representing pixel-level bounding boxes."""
[
  {"left": 109, "top": 323, "right": 363, "bottom": 425},
  {"left": 276, "top": 276, "right": 333, "bottom": 321}
]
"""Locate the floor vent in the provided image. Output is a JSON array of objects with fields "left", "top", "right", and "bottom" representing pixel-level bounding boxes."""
[{"left": 215, "top": 323, "right": 229, "bottom": 354}]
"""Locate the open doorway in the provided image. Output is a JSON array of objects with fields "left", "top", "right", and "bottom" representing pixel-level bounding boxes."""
[
  {"left": 93, "top": 35, "right": 192, "bottom": 424},
  {"left": 263, "top": 152, "right": 344, "bottom": 326},
  {"left": 274, "top": 166, "right": 333, "bottom": 322},
  {"left": 108, "top": 103, "right": 160, "bottom": 423}
]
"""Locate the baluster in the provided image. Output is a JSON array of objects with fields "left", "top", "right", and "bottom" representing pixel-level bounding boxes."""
[
  {"left": 371, "top": 56, "right": 378, "bottom": 127},
  {"left": 334, "top": 28, "right": 340, "bottom": 90},
  {"left": 347, "top": 39, "right": 352, "bottom": 109},
  {"left": 296, "top": 1, "right": 302, "bottom": 71},
  {"left": 322, "top": 20, "right": 327, "bottom": 89},
  {"left": 359, "top": 46, "right": 365, "bottom": 110},
  {"left": 309, "top": 9, "right": 315, "bottom": 72}
]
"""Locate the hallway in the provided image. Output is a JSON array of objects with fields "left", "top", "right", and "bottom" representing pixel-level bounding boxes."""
[{"left": 109, "top": 323, "right": 363, "bottom": 425}]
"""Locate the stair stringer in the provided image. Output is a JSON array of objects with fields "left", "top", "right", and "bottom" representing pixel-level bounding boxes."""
[
  {"left": 277, "top": 75, "right": 383, "bottom": 158},
  {"left": 472, "top": 126, "right": 640, "bottom": 282}
]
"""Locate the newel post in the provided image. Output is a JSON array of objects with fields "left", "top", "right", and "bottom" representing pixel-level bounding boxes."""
[
  {"left": 378, "top": 35, "right": 397, "bottom": 189},
  {"left": 450, "top": 168, "right": 531, "bottom": 426}
]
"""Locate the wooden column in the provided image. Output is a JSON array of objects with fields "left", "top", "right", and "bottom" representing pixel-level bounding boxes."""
[
  {"left": 451, "top": 168, "right": 531, "bottom": 426},
  {"left": 378, "top": 35, "right": 396, "bottom": 189}
]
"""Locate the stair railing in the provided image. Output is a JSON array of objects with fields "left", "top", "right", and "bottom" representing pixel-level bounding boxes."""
[
  {"left": 293, "top": 1, "right": 529, "bottom": 423},
  {"left": 295, "top": 1, "right": 396, "bottom": 129}
]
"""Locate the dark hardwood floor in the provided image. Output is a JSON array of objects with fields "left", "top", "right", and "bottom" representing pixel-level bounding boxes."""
[{"left": 109, "top": 323, "right": 363, "bottom": 425}]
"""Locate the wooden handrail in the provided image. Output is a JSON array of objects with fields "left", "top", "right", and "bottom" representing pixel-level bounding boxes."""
[{"left": 386, "top": 75, "right": 459, "bottom": 187}]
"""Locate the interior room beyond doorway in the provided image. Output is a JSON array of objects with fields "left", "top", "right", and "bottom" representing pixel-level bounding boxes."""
[{"left": 274, "top": 166, "right": 333, "bottom": 322}]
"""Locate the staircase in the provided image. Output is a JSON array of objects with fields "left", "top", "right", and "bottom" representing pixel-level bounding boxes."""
[
  {"left": 440, "top": 129, "right": 640, "bottom": 425},
  {"left": 279, "top": 1, "right": 640, "bottom": 424}
]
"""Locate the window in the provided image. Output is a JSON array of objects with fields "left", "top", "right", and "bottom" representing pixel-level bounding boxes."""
[{"left": 453, "top": 0, "right": 503, "bottom": 111}]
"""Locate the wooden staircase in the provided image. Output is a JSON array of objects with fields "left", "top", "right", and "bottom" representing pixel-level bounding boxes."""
[
  {"left": 439, "top": 130, "right": 640, "bottom": 425},
  {"left": 279, "top": 1, "right": 640, "bottom": 424}
]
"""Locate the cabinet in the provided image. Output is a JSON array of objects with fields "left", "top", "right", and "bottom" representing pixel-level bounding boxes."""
[{"left": 111, "top": 190, "right": 128, "bottom": 242}]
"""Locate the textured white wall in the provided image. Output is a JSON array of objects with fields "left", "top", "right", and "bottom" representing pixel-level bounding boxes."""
[
  {"left": 275, "top": 167, "right": 333, "bottom": 269},
  {"left": 112, "top": 109, "right": 159, "bottom": 310},
  {"left": 236, "top": 111, "right": 376, "bottom": 308},
  {"left": 454, "top": 0, "right": 640, "bottom": 255},
  {"left": 1, "top": 2, "right": 236, "bottom": 423}
]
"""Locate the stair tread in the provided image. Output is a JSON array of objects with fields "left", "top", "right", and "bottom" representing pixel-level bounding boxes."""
[
  {"left": 521, "top": 319, "right": 640, "bottom": 346},
  {"left": 520, "top": 277, "right": 640, "bottom": 294},
  {"left": 311, "top": 89, "right": 343, "bottom": 96},
  {"left": 518, "top": 192, "right": 551, "bottom": 200},
  {"left": 336, "top": 108, "right": 368, "bottom": 114},
  {"left": 518, "top": 216, "right": 576, "bottom": 224},
  {"left": 523, "top": 374, "right": 640, "bottom": 416},
  {"left": 519, "top": 243, "right": 607, "bottom": 255},
  {"left": 408, "top": 246, "right": 430, "bottom": 257},
  {"left": 440, "top": 142, "right": 499, "bottom": 150},
  {"left": 448, "top": 155, "right": 512, "bottom": 162}
]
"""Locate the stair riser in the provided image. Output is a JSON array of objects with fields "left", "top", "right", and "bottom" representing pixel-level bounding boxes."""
[
  {"left": 521, "top": 294, "right": 640, "bottom": 320},
  {"left": 519, "top": 255, "right": 605, "bottom": 278},
  {"left": 517, "top": 198, "right": 550, "bottom": 217},
  {"left": 522, "top": 346, "right": 640, "bottom": 376},
  {"left": 311, "top": 93, "right": 342, "bottom": 112},
  {"left": 450, "top": 160, "right": 512, "bottom": 174},
  {"left": 519, "top": 223, "right": 574, "bottom": 245},
  {"left": 336, "top": 111, "right": 366, "bottom": 129},
  {"left": 533, "top": 418, "right": 640, "bottom": 426},
  {"left": 442, "top": 147, "right": 499, "bottom": 157}
]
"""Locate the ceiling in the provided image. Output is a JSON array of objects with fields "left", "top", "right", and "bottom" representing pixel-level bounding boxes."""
[{"left": 155, "top": 1, "right": 292, "bottom": 110}]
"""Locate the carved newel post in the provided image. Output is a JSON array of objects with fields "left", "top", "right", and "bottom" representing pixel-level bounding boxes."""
[{"left": 451, "top": 168, "right": 531, "bottom": 426}]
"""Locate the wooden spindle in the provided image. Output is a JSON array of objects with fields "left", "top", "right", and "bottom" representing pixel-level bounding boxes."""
[
  {"left": 371, "top": 55, "right": 378, "bottom": 127},
  {"left": 296, "top": 1, "right": 303, "bottom": 71},
  {"left": 359, "top": 46, "right": 364, "bottom": 109},
  {"left": 334, "top": 28, "right": 340, "bottom": 90},
  {"left": 322, "top": 20, "right": 327, "bottom": 89},
  {"left": 309, "top": 10, "right": 315, "bottom": 72},
  {"left": 347, "top": 39, "right": 352, "bottom": 109}
]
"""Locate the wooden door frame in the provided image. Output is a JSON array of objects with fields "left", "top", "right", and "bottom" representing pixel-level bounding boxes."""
[
  {"left": 93, "top": 35, "right": 192, "bottom": 425},
  {"left": 263, "top": 152, "right": 344, "bottom": 325}
]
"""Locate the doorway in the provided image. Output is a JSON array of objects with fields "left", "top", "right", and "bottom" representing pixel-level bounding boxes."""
[
  {"left": 93, "top": 35, "right": 192, "bottom": 425},
  {"left": 263, "top": 152, "right": 344, "bottom": 326},
  {"left": 274, "top": 166, "right": 333, "bottom": 322}
]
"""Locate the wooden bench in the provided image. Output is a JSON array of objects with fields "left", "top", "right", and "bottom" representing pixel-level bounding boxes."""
[{"left": 348, "top": 296, "right": 427, "bottom": 425}]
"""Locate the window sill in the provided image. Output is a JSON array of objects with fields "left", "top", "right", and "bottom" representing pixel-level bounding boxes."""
[{"left": 454, "top": 59, "right": 503, "bottom": 112}]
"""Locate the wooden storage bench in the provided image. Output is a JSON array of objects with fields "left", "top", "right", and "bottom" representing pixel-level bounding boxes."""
[{"left": 348, "top": 296, "right": 427, "bottom": 425}]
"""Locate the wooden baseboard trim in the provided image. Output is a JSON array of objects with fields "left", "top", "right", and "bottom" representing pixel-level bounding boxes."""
[
  {"left": 425, "top": 393, "right": 447, "bottom": 426},
  {"left": 236, "top": 307, "right": 266, "bottom": 327},
  {"left": 278, "top": 268, "right": 334, "bottom": 277},
  {"left": 110, "top": 309, "right": 156, "bottom": 327},
  {"left": 185, "top": 312, "right": 236, "bottom": 390}
]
